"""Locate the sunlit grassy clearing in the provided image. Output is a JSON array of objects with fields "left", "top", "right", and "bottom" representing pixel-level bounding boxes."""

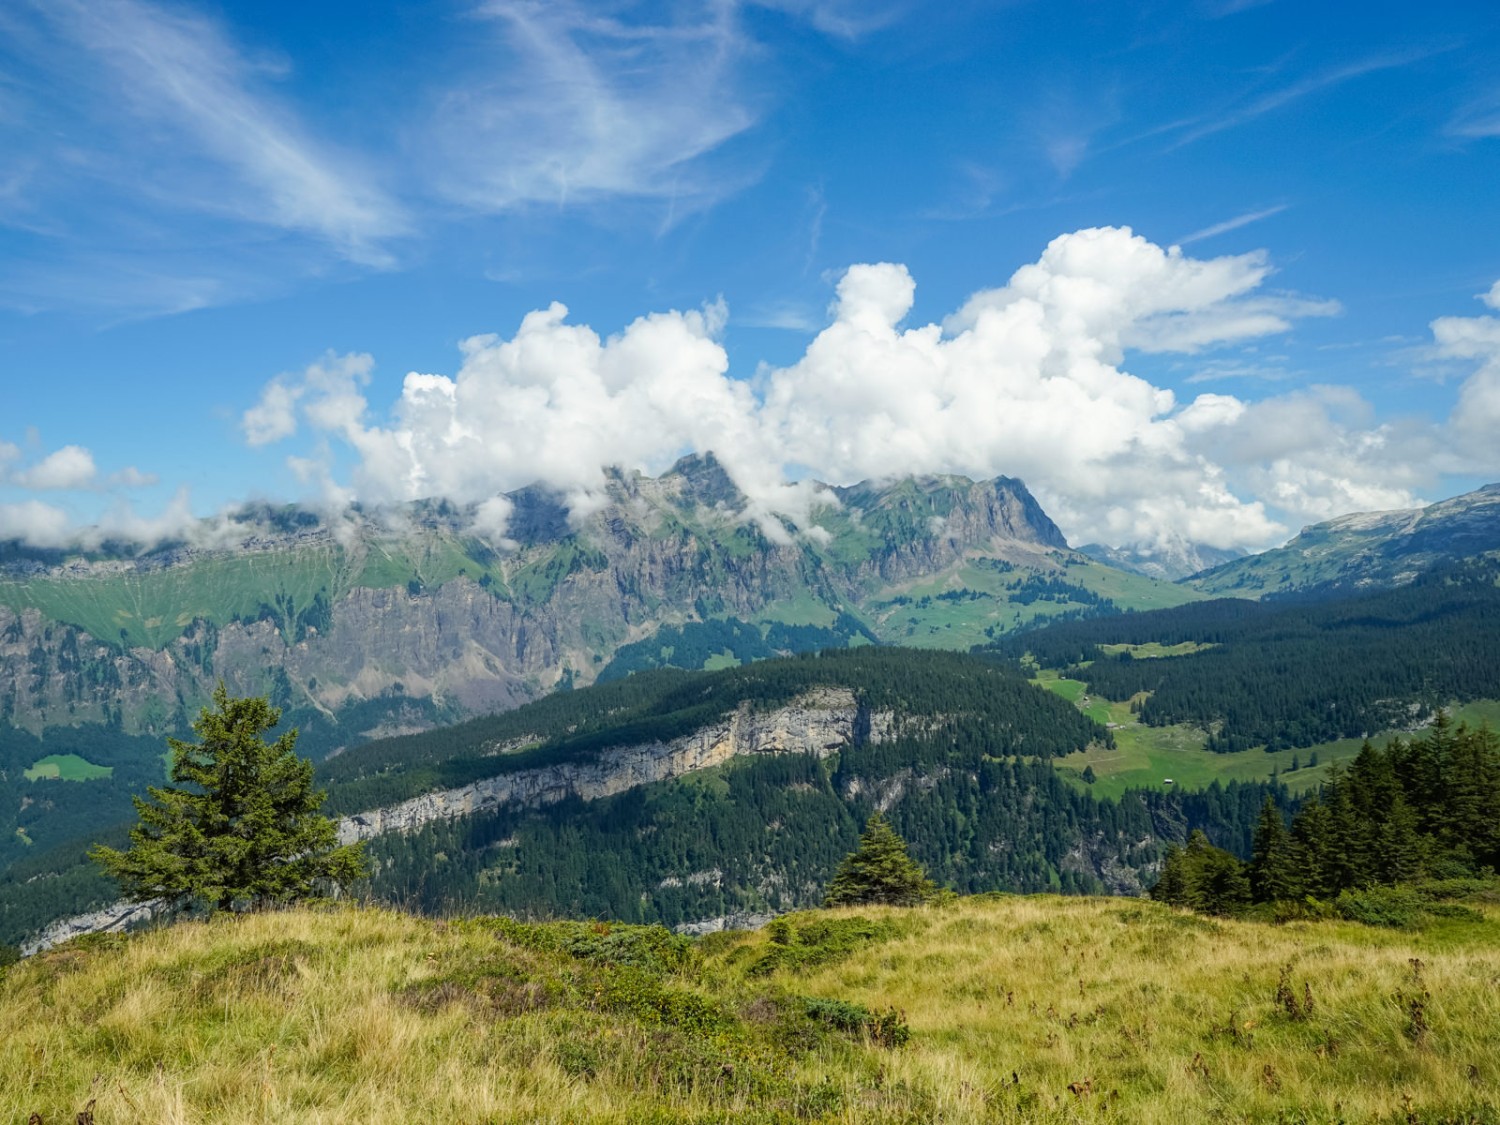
[
  {"left": 22, "top": 753, "right": 113, "bottom": 781},
  {"left": 4, "top": 899, "right": 1497, "bottom": 1124},
  {"left": 1097, "top": 640, "right": 1218, "bottom": 658},
  {"left": 1035, "top": 671, "right": 1368, "bottom": 799},
  {"left": 1039, "top": 668, "right": 1500, "bottom": 801}
]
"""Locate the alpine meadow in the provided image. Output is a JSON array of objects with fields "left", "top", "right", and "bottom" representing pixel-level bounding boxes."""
[{"left": 5, "top": 1, "right": 1500, "bottom": 1122}]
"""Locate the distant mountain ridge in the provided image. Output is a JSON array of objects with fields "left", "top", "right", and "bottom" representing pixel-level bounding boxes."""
[
  {"left": 0, "top": 455, "right": 1192, "bottom": 747},
  {"left": 1076, "top": 539, "right": 1247, "bottom": 582},
  {"left": 1189, "top": 483, "right": 1500, "bottom": 597}
]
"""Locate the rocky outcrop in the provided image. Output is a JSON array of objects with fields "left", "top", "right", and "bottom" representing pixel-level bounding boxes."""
[
  {"left": 674, "top": 912, "right": 776, "bottom": 936},
  {"left": 338, "top": 689, "right": 894, "bottom": 844},
  {"left": 20, "top": 898, "right": 165, "bottom": 956}
]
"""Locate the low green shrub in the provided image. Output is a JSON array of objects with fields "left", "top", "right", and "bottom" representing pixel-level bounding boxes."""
[
  {"left": 1334, "top": 886, "right": 1427, "bottom": 929},
  {"left": 801, "top": 995, "right": 911, "bottom": 1048},
  {"left": 476, "top": 916, "right": 694, "bottom": 974},
  {"left": 747, "top": 914, "right": 908, "bottom": 977}
]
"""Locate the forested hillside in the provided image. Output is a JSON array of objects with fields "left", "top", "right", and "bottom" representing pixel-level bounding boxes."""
[
  {"left": 319, "top": 648, "right": 1107, "bottom": 815},
  {"left": 323, "top": 650, "right": 1279, "bottom": 926},
  {"left": 987, "top": 561, "right": 1500, "bottom": 750},
  {"left": 4, "top": 649, "right": 1287, "bottom": 947},
  {"left": 365, "top": 737, "right": 1278, "bottom": 927}
]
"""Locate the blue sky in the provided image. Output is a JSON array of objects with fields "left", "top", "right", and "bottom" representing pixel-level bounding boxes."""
[{"left": 3, "top": 0, "right": 1500, "bottom": 552}]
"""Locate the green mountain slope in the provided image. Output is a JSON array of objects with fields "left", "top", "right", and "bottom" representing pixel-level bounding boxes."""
[{"left": 1190, "top": 482, "right": 1500, "bottom": 597}]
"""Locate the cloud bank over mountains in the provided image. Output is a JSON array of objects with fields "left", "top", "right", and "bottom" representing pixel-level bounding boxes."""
[{"left": 6, "top": 227, "right": 1499, "bottom": 554}]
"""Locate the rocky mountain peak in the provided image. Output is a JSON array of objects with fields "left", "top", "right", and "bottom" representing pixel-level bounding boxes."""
[{"left": 660, "top": 451, "right": 746, "bottom": 510}]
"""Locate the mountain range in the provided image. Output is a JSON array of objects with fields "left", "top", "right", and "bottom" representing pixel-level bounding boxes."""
[
  {"left": 6, "top": 468, "right": 1500, "bottom": 948},
  {"left": 0, "top": 454, "right": 1194, "bottom": 745},
  {"left": 1189, "top": 483, "right": 1500, "bottom": 597}
]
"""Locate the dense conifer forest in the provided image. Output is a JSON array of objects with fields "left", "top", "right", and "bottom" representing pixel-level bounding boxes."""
[
  {"left": 357, "top": 650, "right": 1282, "bottom": 925},
  {"left": 317, "top": 648, "right": 1110, "bottom": 816},
  {"left": 986, "top": 561, "right": 1500, "bottom": 749},
  {"left": 1153, "top": 715, "right": 1500, "bottom": 919}
]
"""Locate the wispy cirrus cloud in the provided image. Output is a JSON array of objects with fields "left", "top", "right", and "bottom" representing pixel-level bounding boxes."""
[
  {"left": 748, "top": 0, "right": 907, "bottom": 40},
  {"left": 1179, "top": 204, "right": 1288, "bottom": 245},
  {"left": 1170, "top": 50, "right": 1439, "bottom": 147},
  {"left": 0, "top": 0, "right": 408, "bottom": 317},
  {"left": 16, "top": 0, "right": 405, "bottom": 263},
  {"left": 425, "top": 0, "right": 762, "bottom": 218},
  {"left": 1446, "top": 92, "right": 1500, "bottom": 139}
]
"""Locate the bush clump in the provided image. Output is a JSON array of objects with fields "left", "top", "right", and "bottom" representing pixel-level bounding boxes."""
[
  {"left": 747, "top": 914, "right": 908, "bottom": 977},
  {"left": 1334, "top": 886, "right": 1428, "bottom": 929}
]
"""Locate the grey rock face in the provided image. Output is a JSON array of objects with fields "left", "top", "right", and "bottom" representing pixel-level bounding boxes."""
[
  {"left": 21, "top": 898, "right": 165, "bottom": 956},
  {"left": 338, "top": 689, "right": 894, "bottom": 844}
]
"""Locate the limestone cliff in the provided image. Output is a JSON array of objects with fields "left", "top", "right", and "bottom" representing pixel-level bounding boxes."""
[{"left": 338, "top": 689, "right": 893, "bottom": 844}]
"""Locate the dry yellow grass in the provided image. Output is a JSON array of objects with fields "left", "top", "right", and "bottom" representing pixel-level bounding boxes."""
[
  {"left": 2, "top": 896, "right": 1497, "bottom": 1123},
  {"left": 730, "top": 895, "right": 1500, "bottom": 1124}
]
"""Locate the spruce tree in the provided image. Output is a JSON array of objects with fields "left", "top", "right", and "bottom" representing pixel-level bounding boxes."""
[
  {"left": 92, "top": 685, "right": 367, "bottom": 912},
  {"left": 1289, "top": 795, "right": 1335, "bottom": 898},
  {"left": 1376, "top": 794, "right": 1425, "bottom": 884},
  {"left": 1150, "top": 843, "right": 1189, "bottom": 907},
  {"left": 823, "top": 813, "right": 935, "bottom": 907},
  {"left": 1250, "top": 796, "right": 1298, "bottom": 902}
]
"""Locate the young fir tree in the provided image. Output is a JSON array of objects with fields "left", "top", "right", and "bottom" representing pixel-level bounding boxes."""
[
  {"left": 823, "top": 812, "right": 935, "bottom": 907},
  {"left": 1376, "top": 793, "right": 1426, "bottom": 884},
  {"left": 92, "top": 685, "right": 367, "bottom": 912},
  {"left": 1249, "top": 796, "right": 1299, "bottom": 902},
  {"left": 1150, "top": 831, "right": 1250, "bottom": 915},
  {"left": 1150, "top": 843, "right": 1189, "bottom": 907}
]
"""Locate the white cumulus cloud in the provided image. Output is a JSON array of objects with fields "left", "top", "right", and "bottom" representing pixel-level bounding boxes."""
[
  {"left": 0, "top": 500, "right": 75, "bottom": 546},
  {"left": 33, "top": 228, "right": 1489, "bottom": 554},
  {"left": 245, "top": 226, "right": 1418, "bottom": 552},
  {"left": 426, "top": 0, "right": 758, "bottom": 216},
  {"left": 13, "top": 445, "right": 98, "bottom": 490}
]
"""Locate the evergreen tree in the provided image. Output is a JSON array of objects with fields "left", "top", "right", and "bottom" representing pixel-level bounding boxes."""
[
  {"left": 1376, "top": 794, "right": 1425, "bottom": 884},
  {"left": 1249, "top": 797, "right": 1298, "bottom": 902},
  {"left": 1150, "top": 843, "right": 1188, "bottom": 907},
  {"left": 1289, "top": 795, "right": 1336, "bottom": 898},
  {"left": 91, "top": 685, "right": 367, "bottom": 912},
  {"left": 823, "top": 813, "right": 935, "bottom": 907},
  {"left": 1150, "top": 831, "right": 1249, "bottom": 915},
  {"left": 1442, "top": 725, "right": 1500, "bottom": 866},
  {"left": 1185, "top": 830, "right": 1252, "bottom": 915}
]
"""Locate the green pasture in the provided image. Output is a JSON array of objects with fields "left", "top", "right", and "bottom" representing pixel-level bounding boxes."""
[
  {"left": 1038, "top": 669, "right": 1500, "bottom": 800},
  {"left": 23, "top": 754, "right": 113, "bottom": 782},
  {"left": 1096, "top": 640, "right": 1217, "bottom": 658}
]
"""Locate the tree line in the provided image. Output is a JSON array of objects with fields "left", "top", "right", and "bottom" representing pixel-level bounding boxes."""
[
  {"left": 984, "top": 561, "right": 1500, "bottom": 750},
  {"left": 1152, "top": 715, "right": 1500, "bottom": 915}
]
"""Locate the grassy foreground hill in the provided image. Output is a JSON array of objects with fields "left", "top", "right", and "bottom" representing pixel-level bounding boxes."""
[{"left": 5, "top": 895, "right": 1498, "bottom": 1124}]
